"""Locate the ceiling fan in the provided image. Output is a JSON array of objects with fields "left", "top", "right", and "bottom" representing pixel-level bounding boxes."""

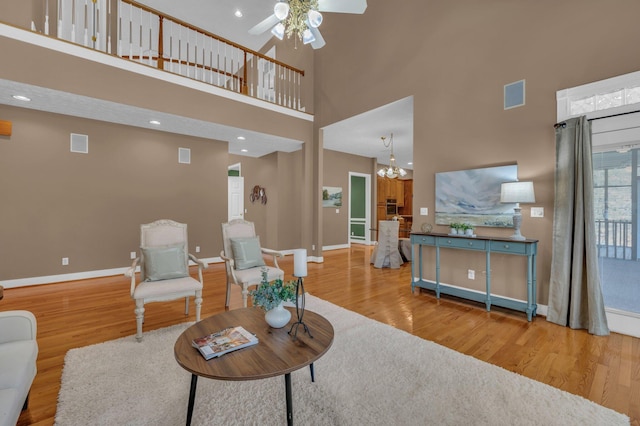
[{"left": 249, "top": 0, "right": 367, "bottom": 49}]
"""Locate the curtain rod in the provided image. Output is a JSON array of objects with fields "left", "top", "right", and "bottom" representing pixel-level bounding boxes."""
[{"left": 554, "top": 108, "right": 640, "bottom": 129}]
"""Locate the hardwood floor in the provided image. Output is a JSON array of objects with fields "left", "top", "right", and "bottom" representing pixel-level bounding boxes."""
[{"left": 3, "top": 245, "right": 639, "bottom": 425}]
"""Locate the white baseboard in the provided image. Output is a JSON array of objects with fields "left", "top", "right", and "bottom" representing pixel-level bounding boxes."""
[
  {"left": 0, "top": 251, "right": 327, "bottom": 288},
  {"left": 1, "top": 257, "right": 221, "bottom": 289},
  {"left": 350, "top": 240, "right": 376, "bottom": 246},
  {"left": 323, "top": 244, "right": 350, "bottom": 251}
]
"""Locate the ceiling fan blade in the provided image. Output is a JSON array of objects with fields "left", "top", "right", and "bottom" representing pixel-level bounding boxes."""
[
  {"left": 318, "top": 0, "right": 367, "bottom": 14},
  {"left": 310, "top": 27, "right": 326, "bottom": 49},
  {"left": 248, "top": 14, "right": 280, "bottom": 35}
]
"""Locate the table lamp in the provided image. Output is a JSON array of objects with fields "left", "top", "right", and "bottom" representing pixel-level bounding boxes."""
[
  {"left": 289, "top": 248, "right": 312, "bottom": 339},
  {"left": 500, "top": 181, "right": 535, "bottom": 241}
]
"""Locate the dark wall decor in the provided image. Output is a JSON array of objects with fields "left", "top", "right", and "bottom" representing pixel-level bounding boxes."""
[{"left": 250, "top": 185, "right": 267, "bottom": 204}]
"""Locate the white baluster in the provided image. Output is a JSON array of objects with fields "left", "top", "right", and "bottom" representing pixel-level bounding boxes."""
[
  {"left": 44, "top": 0, "right": 49, "bottom": 34},
  {"left": 57, "top": 0, "right": 61, "bottom": 38},
  {"left": 83, "top": 0, "right": 88, "bottom": 47}
]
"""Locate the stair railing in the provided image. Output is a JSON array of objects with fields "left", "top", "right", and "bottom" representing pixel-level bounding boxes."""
[{"left": 35, "top": 0, "right": 306, "bottom": 111}]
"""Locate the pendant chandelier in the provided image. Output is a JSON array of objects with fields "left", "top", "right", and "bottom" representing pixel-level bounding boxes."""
[
  {"left": 377, "top": 133, "right": 407, "bottom": 179},
  {"left": 271, "top": 0, "right": 323, "bottom": 45}
]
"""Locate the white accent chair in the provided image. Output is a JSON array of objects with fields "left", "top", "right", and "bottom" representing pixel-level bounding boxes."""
[
  {"left": 125, "top": 219, "right": 208, "bottom": 341},
  {"left": 0, "top": 310, "right": 38, "bottom": 426},
  {"left": 220, "top": 219, "right": 284, "bottom": 308}
]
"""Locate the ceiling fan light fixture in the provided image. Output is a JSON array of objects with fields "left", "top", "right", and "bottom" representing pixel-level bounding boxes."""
[
  {"left": 274, "top": 2, "right": 290, "bottom": 20},
  {"left": 302, "top": 28, "right": 315, "bottom": 44},
  {"left": 307, "top": 10, "right": 323, "bottom": 28},
  {"left": 271, "top": 22, "right": 285, "bottom": 40}
]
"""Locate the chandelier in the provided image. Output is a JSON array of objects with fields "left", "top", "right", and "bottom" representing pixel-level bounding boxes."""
[
  {"left": 271, "top": 0, "right": 323, "bottom": 45},
  {"left": 377, "top": 133, "right": 407, "bottom": 179}
]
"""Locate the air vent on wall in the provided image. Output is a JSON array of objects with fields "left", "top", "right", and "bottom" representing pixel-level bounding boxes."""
[
  {"left": 70, "top": 133, "right": 89, "bottom": 153},
  {"left": 178, "top": 147, "right": 191, "bottom": 164},
  {"left": 504, "top": 79, "right": 525, "bottom": 110}
]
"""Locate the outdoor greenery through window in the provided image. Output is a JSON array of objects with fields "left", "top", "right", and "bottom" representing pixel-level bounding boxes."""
[{"left": 592, "top": 148, "right": 639, "bottom": 314}]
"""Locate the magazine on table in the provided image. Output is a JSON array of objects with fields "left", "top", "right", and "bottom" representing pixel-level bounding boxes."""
[{"left": 191, "top": 326, "right": 258, "bottom": 360}]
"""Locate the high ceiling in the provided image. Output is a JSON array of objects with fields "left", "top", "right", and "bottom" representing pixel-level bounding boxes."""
[{"left": 1, "top": 0, "right": 413, "bottom": 168}]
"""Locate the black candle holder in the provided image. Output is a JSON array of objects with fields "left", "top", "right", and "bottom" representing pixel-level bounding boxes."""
[{"left": 288, "top": 276, "right": 312, "bottom": 339}]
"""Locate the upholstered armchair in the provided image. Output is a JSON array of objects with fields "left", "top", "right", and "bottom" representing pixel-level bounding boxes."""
[
  {"left": 125, "top": 219, "right": 208, "bottom": 341},
  {"left": 220, "top": 219, "right": 284, "bottom": 308},
  {"left": 0, "top": 310, "right": 38, "bottom": 426}
]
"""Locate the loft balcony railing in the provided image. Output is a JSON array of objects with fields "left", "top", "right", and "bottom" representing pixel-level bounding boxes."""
[{"left": 34, "top": 0, "right": 306, "bottom": 111}]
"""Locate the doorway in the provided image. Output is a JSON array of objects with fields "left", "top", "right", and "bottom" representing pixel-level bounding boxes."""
[
  {"left": 228, "top": 163, "right": 244, "bottom": 221},
  {"left": 349, "top": 172, "right": 371, "bottom": 245}
]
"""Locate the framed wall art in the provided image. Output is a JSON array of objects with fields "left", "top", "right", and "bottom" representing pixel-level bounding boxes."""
[
  {"left": 322, "top": 186, "right": 343, "bottom": 207},
  {"left": 435, "top": 164, "right": 517, "bottom": 227}
]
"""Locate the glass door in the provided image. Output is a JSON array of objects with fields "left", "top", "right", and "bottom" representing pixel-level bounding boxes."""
[{"left": 592, "top": 148, "right": 639, "bottom": 315}]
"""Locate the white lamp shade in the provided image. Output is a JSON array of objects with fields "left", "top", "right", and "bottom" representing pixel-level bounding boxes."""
[
  {"left": 271, "top": 23, "right": 285, "bottom": 40},
  {"left": 274, "top": 2, "right": 290, "bottom": 20},
  {"left": 293, "top": 248, "right": 307, "bottom": 277},
  {"left": 307, "top": 10, "right": 323, "bottom": 28},
  {"left": 302, "top": 28, "right": 316, "bottom": 44},
  {"left": 500, "top": 181, "right": 535, "bottom": 204}
]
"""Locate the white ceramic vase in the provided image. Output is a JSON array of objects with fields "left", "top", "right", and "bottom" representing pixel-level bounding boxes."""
[{"left": 265, "top": 302, "right": 291, "bottom": 328}]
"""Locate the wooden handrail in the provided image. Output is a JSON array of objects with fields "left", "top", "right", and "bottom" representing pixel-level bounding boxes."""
[
  {"left": 120, "top": 0, "right": 304, "bottom": 76},
  {"left": 40, "top": 0, "right": 306, "bottom": 111}
]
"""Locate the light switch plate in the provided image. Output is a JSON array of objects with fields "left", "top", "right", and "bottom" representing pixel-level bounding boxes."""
[
  {"left": 531, "top": 207, "right": 544, "bottom": 218},
  {"left": 420, "top": 207, "right": 428, "bottom": 216}
]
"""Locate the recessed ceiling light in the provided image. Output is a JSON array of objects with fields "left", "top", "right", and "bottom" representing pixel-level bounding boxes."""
[
  {"left": 237, "top": 136, "right": 246, "bottom": 140},
  {"left": 241, "top": 149, "right": 248, "bottom": 153},
  {"left": 12, "top": 95, "right": 31, "bottom": 102},
  {"left": 149, "top": 120, "right": 161, "bottom": 125},
  {"left": 234, "top": 9, "right": 243, "bottom": 18}
]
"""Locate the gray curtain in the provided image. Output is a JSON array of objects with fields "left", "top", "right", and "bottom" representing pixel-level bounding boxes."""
[{"left": 547, "top": 116, "right": 609, "bottom": 336}]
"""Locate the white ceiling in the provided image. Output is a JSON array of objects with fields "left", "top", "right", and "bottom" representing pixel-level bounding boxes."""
[
  {"left": 1, "top": 0, "right": 413, "bottom": 166},
  {"left": 0, "top": 78, "right": 303, "bottom": 158}
]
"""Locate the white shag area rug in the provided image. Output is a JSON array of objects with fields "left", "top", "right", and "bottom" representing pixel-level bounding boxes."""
[{"left": 56, "top": 295, "right": 629, "bottom": 425}]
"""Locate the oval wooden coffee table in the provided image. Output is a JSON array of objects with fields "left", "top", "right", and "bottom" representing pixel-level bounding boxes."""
[{"left": 174, "top": 307, "right": 334, "bottom": 426}]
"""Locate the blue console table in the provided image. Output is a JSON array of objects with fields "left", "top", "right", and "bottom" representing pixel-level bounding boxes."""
[{"left": 410, "top": 232, "right": 538, "bottom": 321}]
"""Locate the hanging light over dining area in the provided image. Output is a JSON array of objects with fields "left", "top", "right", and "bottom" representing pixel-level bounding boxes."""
[{"left": 377, "top": 133, "right": 407, "bottom": 179}]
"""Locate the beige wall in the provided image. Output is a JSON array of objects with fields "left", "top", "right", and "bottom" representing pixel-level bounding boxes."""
[
  {"left": 0, "top": 11, "right": 316, "bottom": 281},
  {"left": 322, "top": 149, "right": 375, "bottom": 247},
  {"left": 0, "top": 105, "right": 228, "bottom": 279},
  {"left": 312, "top": 0, "right": 640, "bottom": 303},
  {"left": 228, "top": 150, "right": 303, "bottom": 251}
]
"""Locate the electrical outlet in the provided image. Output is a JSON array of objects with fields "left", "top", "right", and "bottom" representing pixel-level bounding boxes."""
[
  {"left": 312, "top": 244, "right": 316, "bottom": 250},
  {"left": 195, "top": 246, "right": 201, "bottom": 253},
  {"left": 130, "top": 251, "right": 136, "bottom": 259},
  {"left": 420, "top": 207, "right": 428, "bottom": 216},
  {"left": 62, "top": 257, "right": 69, "bottom": 266},
  {"left": 468, "top": 269, "right": 475, "bottom": 280},
  {"left": 336, "top": 209, "right": 339, "bottom": 213},
  {"left": 531, "top": 207, "right": 544, "bottom": 218}
]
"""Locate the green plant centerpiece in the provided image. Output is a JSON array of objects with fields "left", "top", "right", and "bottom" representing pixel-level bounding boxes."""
[{"left": 250, "top": 269, "right": 297, "bottom": 328}]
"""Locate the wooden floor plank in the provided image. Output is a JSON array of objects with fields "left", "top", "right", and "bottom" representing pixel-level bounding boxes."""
[{"left": 0, "top": 246, "right": 637, "bottom": 425}]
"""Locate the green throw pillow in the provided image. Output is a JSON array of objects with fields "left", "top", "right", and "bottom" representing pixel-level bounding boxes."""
[
  {"left": 141, "top": 244, "right": 189, "bottom": 281},
  {"left": 230, "top": 237, "right": 266, "bottom": 270}
]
